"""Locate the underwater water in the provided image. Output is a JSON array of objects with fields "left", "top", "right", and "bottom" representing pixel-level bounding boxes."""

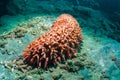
[{"left": 0, "top": 0, "right": 120, "bottom": 80}]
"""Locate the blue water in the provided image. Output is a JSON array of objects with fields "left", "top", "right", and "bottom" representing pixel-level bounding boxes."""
[{"left": 0, "top": 0, "right": 120, "bottom": 80}]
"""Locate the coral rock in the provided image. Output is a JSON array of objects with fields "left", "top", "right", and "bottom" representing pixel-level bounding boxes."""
[{"left": 23, "top": 14, "right": 82, "bottom": 68}]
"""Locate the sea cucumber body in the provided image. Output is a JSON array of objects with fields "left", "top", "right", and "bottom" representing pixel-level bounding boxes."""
[{"left": 23, "top": 14, "right": 82, "bottom": 68}]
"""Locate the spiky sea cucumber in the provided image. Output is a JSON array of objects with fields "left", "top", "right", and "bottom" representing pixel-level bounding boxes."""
[{"left": 23, "top": 14, "right": 82, "bottom": 68}]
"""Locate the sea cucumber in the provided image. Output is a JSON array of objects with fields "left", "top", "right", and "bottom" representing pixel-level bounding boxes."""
[{"left": 23, "top": 14, "right": 82, "bottom": 68}]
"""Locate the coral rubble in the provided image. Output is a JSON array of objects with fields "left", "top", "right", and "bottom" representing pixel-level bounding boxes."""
[{"left": 23, "top": 14, "right": 82, "bottom": 68}]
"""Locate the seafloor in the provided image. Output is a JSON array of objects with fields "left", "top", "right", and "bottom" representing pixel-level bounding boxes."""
[{"left": 0, "top": 0, "right": 120, "bottom": 80}]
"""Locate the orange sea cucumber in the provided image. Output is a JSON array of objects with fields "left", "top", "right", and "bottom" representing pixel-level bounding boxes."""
[{"left": 23, "top": 14, "right": 82, "bottom": 68}]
